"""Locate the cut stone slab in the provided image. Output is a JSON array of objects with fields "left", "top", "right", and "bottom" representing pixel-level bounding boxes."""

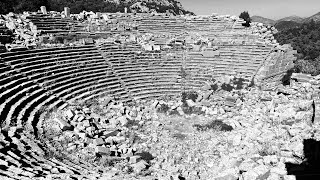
[
  {"left": 72, "top": 114, "right": 79, "bottom": 122},
  {"left": 186, "top": 99, "right": 196, "bottom": 107},
  {"left": 151, "top": 100, "right": 159, "bottom": 108},
  {"left": 129, "top": 155, "right": 141, "bottom": 164},
  {"left": 78, "top": 116, "right": 85, "bottom": 122},
  {"left": 93, "top": 138, "right": 105, "bottom": 146},
  {"left": 103, "top": 129, "right": 119, "bottom": 138},
  {"left": 117, "top": 116, "right": 128, "bottom": 126},
  {"left": 130, "top": 160, "right": 148, "bottom": 174},
  {"left": 83, "top": 120, "right": 90, "bottom": 127},
  {"left": 283, "top": 175, "right": 296, "bottom": 180},
  {"left": 254, "top": 165, "right": 271, "bottom": 179},
  {"left": 95, "top": 146, "right": 111, "bottom": 156},
  {"left": 83, "top": 108, "right": 91, "bottom": 114},
  {"left": 65, "top": 109, "right": 74, "bottom": 119},
  {"left": 53, "top": 118, "right": 72, "bottom": 131},
  {"left": 239, "top": 159, "right": 258, "bottom": 172},
  {"left": 232, "top": 134, "right": 242, "bottom": 146},
  {"left": 215, "top": 174, "right": 238, "bottom": 180}
]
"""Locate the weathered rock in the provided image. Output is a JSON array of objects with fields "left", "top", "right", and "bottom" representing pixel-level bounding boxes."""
[
  {"left": 215, "top": 174, "right": 238, "bottom": 180},
  {"left": 117, "top": 116, "right": 128, "bottom": 126},
  {"left": 177, "top": 107, "right": 184, "bottom": 115},
  {"left": 65, "top": 109, "right": 74, "bottom": 119},
  {"left": 51, "top": 168, "right": 59, "bottom": 174},
  {"left": 254, "top": 165, "right": 270, "bottom": 179},
  {"left": 129, "top": 155, "right": 141, "bottom": 164},
  {"left": 263, "top": 155, "right": 278, "bottom": 166},
  {"left": 95, "top": 146, "right": 111, "bottom": 156},
  {"left": 82, "top": 120, "right": 90, "bottom": 127},
  {"left": 232, "top": 134, "right": 242, "bottom": 146},
  {"left": 289, "top": 141, "right": 304, "bottom": 158},
  {"left": 83, "top": 107, "right": 91, "bottom": 114},
  {"left": 78, "top": 115, "right": 85, "bottom": 122},
  {"left": 131, "top": 160, "right": 148, "bottom": 174},
  {"left": 186, "top": 99, "right": 196, "bottom": 107},
  {"left": 93, "top": 138, "right": 105, "bottom": 146},
  {"left": 283, "top": 175, "right": 297, "bottom": 180},
  {"left": 53, "top": 118, "right": 72, "bottom": 131},
  {"left": 242, "top": 170, "right": 259, "bottom": 180},
  {"left": 239, "top": 159, "right": 258, "bottom": 172},
  {"left": 296, "top": 100, "right": 313, "bottom": 111}
]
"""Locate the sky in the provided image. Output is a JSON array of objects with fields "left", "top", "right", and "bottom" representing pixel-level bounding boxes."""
[{"left": 179, "top": 0, "right": 320, "bottom": 20}]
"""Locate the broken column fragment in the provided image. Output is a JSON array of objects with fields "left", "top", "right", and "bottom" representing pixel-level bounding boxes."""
[
  {"left": 40, "top": 6, "right": 47, "bottom": 14},
  {"left": 64, "top": 7, "right": 71, "bottom": 18}
]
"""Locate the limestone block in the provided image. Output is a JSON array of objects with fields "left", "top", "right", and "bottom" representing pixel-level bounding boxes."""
[
  {"left": 153, "top": 45, "right": 161, "bottom": 51},
  {"left": 82, "top": 120, "right": 90, "bottom": 127},
  {"left": 202, "top": 50, "right": 220, "bottom": 57},
  {"left": 186, "top": 99, "right": 196, "bottom": 107},
  {"left": 82, "top": 38, "right": 94, "bottom": 45},
  {"left": 53, "top": 118, "right": 72, "bottom": 131},
  {"left": 313, "top": 100, "right": 320, "bottom": 124},
  {"left": 95, "top": 146, "right": 110, "bottom": 155},
  {"left": 144, "top": 45, "right": 153, "bottom": 51},
  {"left": 117, "top": 116, "right": 128, "bottom": 126},
  {"left": 129, "top": 155, "right": 141, "bottom": 164},
  {"left": 65, "top": 109, "right": 74, "bottom": 119},
  {"left": 93, "top": 138, "right": 105, "bottom": 146},
  {"left": 130, "top": 160, "right": 148, "bottom": 174}
]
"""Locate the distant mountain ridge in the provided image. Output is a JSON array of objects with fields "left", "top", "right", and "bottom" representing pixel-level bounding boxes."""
[
  {"left": 276, "top": 15, "right": 305, "bottom": 23},
  {"left": 251, "top": 16, "right": 275, "bottom": 25},
  {"left": 252, "top": 12, "right": 320, "bottom": 31}
]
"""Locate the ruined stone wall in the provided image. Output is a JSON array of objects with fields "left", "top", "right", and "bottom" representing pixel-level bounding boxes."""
[{"left": 255, "top": 45, "right": 297, "bottom": 89}]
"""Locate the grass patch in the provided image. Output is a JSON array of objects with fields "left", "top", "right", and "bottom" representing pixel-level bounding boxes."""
[{"left": 193, "top": 120, "right": 233, "bottom": 132}]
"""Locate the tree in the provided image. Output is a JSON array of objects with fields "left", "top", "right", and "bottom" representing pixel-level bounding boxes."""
[{"left": 239, "top": 11, "right": 251, "bottom": 27}]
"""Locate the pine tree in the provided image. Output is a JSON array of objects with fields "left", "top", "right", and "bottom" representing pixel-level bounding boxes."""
[{"left": 239, "top": 11, "right": 251, "bottom": 27}]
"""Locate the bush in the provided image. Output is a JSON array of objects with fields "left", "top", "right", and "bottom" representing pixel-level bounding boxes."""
[{"left": 294, "top": 58, "right": 320, "bottom": 75}]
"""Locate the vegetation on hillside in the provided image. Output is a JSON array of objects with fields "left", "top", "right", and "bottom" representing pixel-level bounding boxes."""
[
  {"left": 0, "top": 0, "right": 194, "bottom": 15},
  {"left": 274, "top": 20, "right": 320, "bottom": 75},
  {"left": 274, "top": 21, "right": 301, "bottom": 32}
]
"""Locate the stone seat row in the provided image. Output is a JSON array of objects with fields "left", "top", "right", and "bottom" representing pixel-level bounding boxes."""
[
  {"left": 0, "top": 46, "right": 129, "bottom": 131},
  {"left": 0, "top": 45, "right": 96, "bottom": 62},
  {"left": 1, "top": 66, "right": 124, "bottom": 131},
  {"left": 186, "top": 57, "right": 263, "bottom": 68},
  {"left": 0, "top": 55, "right": 105, "bottom": 84},
  {"left": 0, "top": 133, "right": 96, "bottom": 179},
  {"left": 10, "top": 54, "right": 103, "bottom": 75}
]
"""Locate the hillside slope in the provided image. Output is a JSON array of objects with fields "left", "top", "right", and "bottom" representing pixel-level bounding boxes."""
[
  {"left": 0, "top": 0, "right": 194, "bottom": 15},
  {"left": 274, "top": 21, "right": 301, "bottom": 31},
  {"left": 303, "top": 12, "right": 320, "bottom": 23}
]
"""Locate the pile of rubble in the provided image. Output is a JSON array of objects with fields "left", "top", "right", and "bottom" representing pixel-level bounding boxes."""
[
  {"left": 41, "top": 97, "right": 161, "bottom": 177},
  {"left": 33, "top": 74, "right": 320, "bottom": 179},
  {"left": 251, "top": 22, "right": 279, "bottom": 46},
  {"left": 1, "top": 12, "right": 40, "bottom": 50}
]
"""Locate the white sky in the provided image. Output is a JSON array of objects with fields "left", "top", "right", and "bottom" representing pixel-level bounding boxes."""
[{"left": 180, "top": 0, "right": 320, "bottom": 20}]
